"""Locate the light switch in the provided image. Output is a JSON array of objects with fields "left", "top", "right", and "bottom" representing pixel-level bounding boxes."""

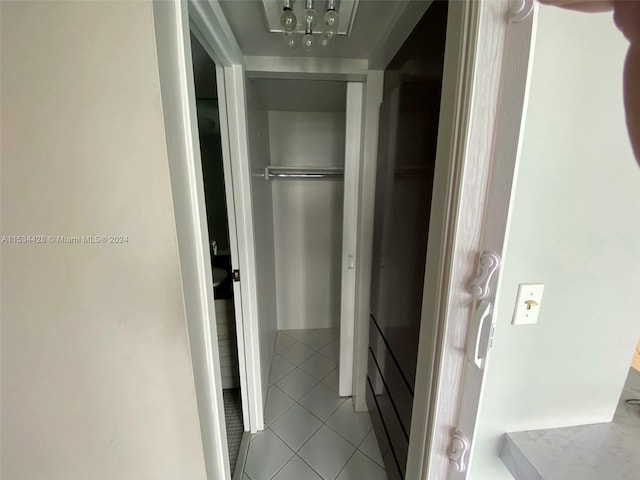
[{"left": 512, "top": 283, "right": 544, "bottom": 325}]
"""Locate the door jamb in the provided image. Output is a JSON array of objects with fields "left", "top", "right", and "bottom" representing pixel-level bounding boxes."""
[{"left": 153, "top": 1, "right": 258, "bottom": 479}]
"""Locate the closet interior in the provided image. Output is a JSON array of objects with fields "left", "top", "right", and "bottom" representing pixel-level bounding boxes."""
[{"left": 245, "top": 77, "right": 349, "bottom": 381}]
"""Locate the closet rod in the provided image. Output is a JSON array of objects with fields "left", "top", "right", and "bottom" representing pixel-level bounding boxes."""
[{"left": 264, "top": 166, "right": 344, "bottom": 180}]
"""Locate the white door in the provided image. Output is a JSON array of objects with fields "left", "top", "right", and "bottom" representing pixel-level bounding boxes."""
[
  {"left": 339, "top": 82, "right": 365, "bottom": 397},
  {"left": 213, "top": 65, "right": 252, "bottom": 431},
  {"left": 449, "top": 9, "right": 537, "bottom": 478}
]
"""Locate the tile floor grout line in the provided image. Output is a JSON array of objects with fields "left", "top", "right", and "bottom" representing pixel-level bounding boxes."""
[
  {"left": 293, "top": 453, "right": 327, "bottom": 480},
  {"left": 277, "top": 333, "right": 339, "bottom": 362},
  {"left": 260, "top": 430, "right": 297, "bottom": 480},
  {"left": 267, "top": 382, "right": 357, "bottom": 476},
  {"left": 354, "top": 426, "right": 386, "bottom": 468},
  {"left": 332, "top": 446, "right": 360, "bottom": 480},
  {"left": 250, "top": 329, "right": 386, "bottom": 479},
  {"left": 266, "top": 395, "right": 298, "bottom": 428},
  {"left": 322, "top": 416, "right": 369, "bottom": 449}
]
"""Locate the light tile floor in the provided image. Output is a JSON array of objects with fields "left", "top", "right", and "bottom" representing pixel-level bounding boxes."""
[{"left": 243, "top": 328, "right": 388, "bottom": 480}]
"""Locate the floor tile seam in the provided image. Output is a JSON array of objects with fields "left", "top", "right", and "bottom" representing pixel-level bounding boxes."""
[
  {"left": 270, "top": 363, "right": 304, "bottom": 385},
  {"left": 283, "top": 364, "right": 323, "bottom": 384},
  {"left": 277, "top": 331, "right": 297, "bottom": 342},
  {"left": 298, "top": 361, "right": 338, "bottom": 380},
  {"left": 305, "top": 348, "right": 339, "bottom": 364},
  {"left": 270, "top": 399, "right": 323, "bottom": 433},
  {"left": 332, "top": 447, "right": 360, "bottom": 480},
  {"left": 271, "top": 352, "right": 293, "bottom": 368},
  {"left": 315, "top": 348, "right": 339, "bottom": 363},
  {"left": 294, "top": 393, "right": 345, "bottom": 425},
  {"left": 286, "top": 423, "right": 352, "bottom": 479},
  {"left": 293, "top": 394, "right": 342, "bottom": 426},
  {"left": 353, "top": 428, "right": 386, "bottom": 468},
  {"left": 270, "top": 383, "right": 297, "bottom": 401},
  {"left": 281, "top": 351, "right": 317, "bottom": 367},
  {"left": 275, "top": 338, "right": 301, "bottom": 354},
  {"left": 265, "top": 388, "right": 300, "bottom": 427},
  {"left": 267, "top": 420, "right": 323, "bottom": 455},
  {"left": 279, "top": 339, "right": 338, "bottom": 363},
  {"left": 290, "top": 394, "right": 369, "bottom": 451},
  {"left": 322, "top": 420, "right": 367, "bottom": 449},
  {"left": 295, "top": 333, "right": 336, "bottom": 351},
  {"left": 270, "top": 452, "right": 326, "bottom": 480},
  {"left": 318, "top": 367, "right": 339, "bottom": 387},
  {"left": 299, "top": 339, "right": 334, "bottom": 352},
  {"left": 258, "top": 429, "right": 295, "bottom": 480},
  {"left": 354, "top": 426, "right": 373, "bottom": 448},
  {"left": 293, "top": 453, "right": 326, "bottom": 480}
]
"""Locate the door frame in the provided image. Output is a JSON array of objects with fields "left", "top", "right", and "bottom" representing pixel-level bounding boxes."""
[
  {"left": 154, "top": 0, "right": 533, "bottom": 479},
  {"left": 400, "top": 1, "right": 537, "bottom": 479},
  {"left": 152, "top": 1, "right": 259, "bottom": 479},
  {"left": 447, "top": 5, "right": 538, "bottom": 479}
]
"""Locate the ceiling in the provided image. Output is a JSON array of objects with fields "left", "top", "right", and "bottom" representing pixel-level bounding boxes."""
[
  {"left": 218, "top": 0, "right": 415, "bottom": 59},
  {"left": 190, "top": 1, "right": 436, "bottom": 111}
]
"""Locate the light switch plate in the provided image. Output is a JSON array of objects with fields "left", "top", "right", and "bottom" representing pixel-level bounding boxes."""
[{"left": 512, "top": 283, "right": 544, "bottom": 325}]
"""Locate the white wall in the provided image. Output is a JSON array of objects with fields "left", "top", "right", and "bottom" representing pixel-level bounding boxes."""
[
  {"left": 269, "top": 111, "right": 346, "bottom": 330},
  {"left": 470, "top": 6, "right": 640, "bottom": 479},
  {"left": 0, "top": 2, "right": 207, "bottom": 479},
  {"left": 246, "top": 79, "right": 278, "bottom": 408}
]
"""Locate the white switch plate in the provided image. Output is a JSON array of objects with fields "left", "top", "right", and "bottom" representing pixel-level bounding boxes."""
[{"left": 512, "top": 283, "right": 544, "bottom": 325}]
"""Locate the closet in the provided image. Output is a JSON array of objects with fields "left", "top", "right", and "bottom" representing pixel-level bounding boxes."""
[
  {"left": 244, "top": 77, "right": 361, "bottom": 405},
  {"left": 264, "top": 80, "right": 346, "bottom": 331}
]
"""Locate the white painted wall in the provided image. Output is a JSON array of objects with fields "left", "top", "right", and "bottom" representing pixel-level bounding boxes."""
[
  {"left": 470, "top": 6, "right": 640, "bottom": 479},
  {"left": 1, "top": 2, "right": 207, "bottom": 479},
  {"left": 269, "top": 111, "right": 346, "bottom": 330},
  {"left": 246, "top": 79, "right": 278, "bottom": 409}
]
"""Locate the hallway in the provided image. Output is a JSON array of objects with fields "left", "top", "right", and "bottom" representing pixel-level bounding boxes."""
[{"left": 242, "top": 328, "right": 387, "bottom": 480}]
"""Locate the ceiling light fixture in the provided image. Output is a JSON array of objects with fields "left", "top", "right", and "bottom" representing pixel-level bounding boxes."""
[
  {"left": 324, "top": 0, "right": 339, "bottom": 29},
  {"left": 280, "top": 0, "right": 297, "bottom": 31},
  {"left": 277, "top": 0, "right": 340, "bottom": 50},
  {"left": 302, "top": 14, "right": 315, "bottom": 51},
  {"left": 304, "top": 0, "right": 319, "bottom": 28}
]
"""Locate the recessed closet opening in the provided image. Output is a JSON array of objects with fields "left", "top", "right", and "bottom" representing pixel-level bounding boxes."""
[
  {"left": 245, "top": 77, "right": 348, "bottom": 382},
  {"left": 258, "top": 79, "right": 346, "bottom": 332},
  {"left": 242, "top": 78, "right": 386, "bottom": 479}
]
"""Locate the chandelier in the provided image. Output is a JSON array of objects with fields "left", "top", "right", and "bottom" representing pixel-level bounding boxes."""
[{"left": 280, "top": 0, "right": 340, "bottom": 50}]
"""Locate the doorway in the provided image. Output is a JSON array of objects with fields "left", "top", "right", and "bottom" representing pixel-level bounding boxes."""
[
  {"left": 190, "top": 33, "right": 248, "bottom": 476},
  {"left": 152, "top": 0, "right": 500, "bottom": 478}
]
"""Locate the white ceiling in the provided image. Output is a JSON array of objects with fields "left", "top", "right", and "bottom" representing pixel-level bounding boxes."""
[{"left": 219, "top": 0, "right": 413, "bottom": 59}]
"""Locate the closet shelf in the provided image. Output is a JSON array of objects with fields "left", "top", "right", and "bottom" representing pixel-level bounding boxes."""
[{"left": 263, "top": 166, "right": 344, "bottom": 180}]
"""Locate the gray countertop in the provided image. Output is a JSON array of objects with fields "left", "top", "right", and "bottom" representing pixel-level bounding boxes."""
[{"left": 501, "top": 368, "right": 640, "bottom": 480}]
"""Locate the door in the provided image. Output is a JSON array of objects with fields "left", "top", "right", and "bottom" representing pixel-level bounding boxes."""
[
  {"left": 214, "top": 64, "right": 251, "bottom": 431},
  {"left": 448, "top": 9, "right": 537, "bottom": 479},
  {"left": 366, "top": 2, "right": 449, "bottom": 478},
  {"left": 339, "top": 82, "right": 364, "bottom": 397}
]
